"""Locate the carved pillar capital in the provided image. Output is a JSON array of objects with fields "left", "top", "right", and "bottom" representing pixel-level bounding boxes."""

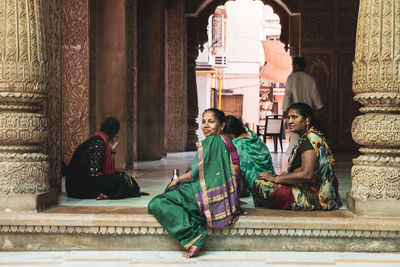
[
  {"left": 0, "top": 0, "right": 53, "bottom": 211},
  {"left": 349, "top": 0, "right": 400, "bottom": 216}
]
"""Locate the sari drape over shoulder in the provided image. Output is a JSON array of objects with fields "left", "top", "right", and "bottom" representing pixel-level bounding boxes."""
[
  {"left": 252, "top": 127, "right": 341, "bottom": 210},
  {"left": 191, "top": 135, "right": 241, "bottom": 229},
  {"left": 232, "top": 128, "right": 275, "bottom": 188},
  {"left": 148, "top": 135, "right": 241, "bottom": 250}
]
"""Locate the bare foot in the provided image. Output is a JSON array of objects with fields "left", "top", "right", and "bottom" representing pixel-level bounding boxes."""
[{"left": 182, "top": 246, "right": 200, "bottom": 258}]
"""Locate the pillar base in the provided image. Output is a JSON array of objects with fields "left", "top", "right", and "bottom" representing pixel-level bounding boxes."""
[
  {"left": 0, "top": 189, "right": 59, "bottom": 213},
  {"left": 347, "top": 193, "right": 400, "bottom": 217}
]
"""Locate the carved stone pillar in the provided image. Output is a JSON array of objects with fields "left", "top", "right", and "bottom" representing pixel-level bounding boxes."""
[
  {"left": 164, "top": 0, "right": 187, "bottom": 152},
  {"left": 62, "top": 0, "right": 90, "bottom": 165},
  {"left": 348, "top": 0, "right": 400, "bottom": 216},
  {"left": 0, "top": 0, "right": 57, "bottom": 212},
  {"left": 186, "top": 18, "right": 199, "bottom": 151}
]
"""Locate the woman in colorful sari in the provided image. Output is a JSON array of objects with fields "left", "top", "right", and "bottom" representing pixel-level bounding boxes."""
[
  {"left": 252, "top": 103, "right": 341, "bottom": 210},
  {"left": 66, "top": 117, "right": 140, "bottom": 199},
  {"left": 148, "top": 108, "right": 242, "bottom": 258},
  {"left": 223, "top": 115, "right": 275, "bottom": 193}
]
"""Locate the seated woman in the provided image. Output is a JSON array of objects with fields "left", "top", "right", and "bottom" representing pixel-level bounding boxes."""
[
  {"left": 148, "top": 108, "right": 242, "bottom": 258},
  {"left": 252, "top": 103, "right": 341, "bottom": 210},
  {"left": 66, "top": 117, "right": 140, "bottom": 199},
  {"left": 223, "top": 115, "right": 275, "bottom": 194}
]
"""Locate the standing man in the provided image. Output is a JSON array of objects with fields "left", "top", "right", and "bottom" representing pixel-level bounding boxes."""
[{"left": 282, "top": 57, "right": 323, "bottom": 154}]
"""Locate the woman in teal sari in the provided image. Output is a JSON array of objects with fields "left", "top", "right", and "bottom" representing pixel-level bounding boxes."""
[
  {"left": 223, "top": 115, "right": 275, "bottom": 192},
  {"left": 148, "top": 109, "right": 242, "bottom": 258},
  {"left": 252, "top": 103, "right": 341, "bottom": 210}
]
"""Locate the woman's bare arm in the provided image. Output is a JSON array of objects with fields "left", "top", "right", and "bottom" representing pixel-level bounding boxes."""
[
  {"left": 169, "top": 170, "right": 192, "bottom": 188},
  {"left": 258, "top": 150, "right": 317, "bottom": 184}
]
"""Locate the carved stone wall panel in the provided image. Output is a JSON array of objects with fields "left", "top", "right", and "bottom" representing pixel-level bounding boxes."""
[
  {"left": 42, "top": 0, "right": 62, "bottom": 187},
  {"left": 62, "top": 0, "right": 90, "bottom": 164},
  {"left": 302, "top": 12, "right": 334, "bottom": 42},
  {"left": 337, "top": 3, "right": 358, "bottom": 43},
  {"left": 304, "top": 53, "right": 331, "bottom": 107},
  {"left": 336, "top": 53, "right": 360, "bottom": 150},
  {"left": 303, "top": 53, "right": 336, "bottom": 143},
  {"left": 186, "top": 18, "right": 199, "bottom": 151},
  {"left": 165, "top": 0, "right": 186, "bottom": 152}
]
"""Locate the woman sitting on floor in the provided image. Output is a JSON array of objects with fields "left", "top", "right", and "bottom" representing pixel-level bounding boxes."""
[
  {"left": 223, "top": 115, "right": 275, "bottom": 194},
  {"left": 148, "top": 108, "right": 243, "bottom": 258},
  {"left": 252, "top": 103, "right": 341, "bottom": 210},
  {"left": 66, "top": 117, "right": 140, "bottom": 200}
]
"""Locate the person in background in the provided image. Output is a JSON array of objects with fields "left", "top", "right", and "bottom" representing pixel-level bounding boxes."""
[
  {"left": 283, "top": 57, "right": 323, "bottom": 154},
  {"left": 148, "top": 108, "right": 243, "bottom": 258},
  {"left": 252, "top": 103, "right": 341, "bottom": 211},
  {"left": 223, "top": 115, "right": 275, "bottom": 196},
  {"left": 66, "top": 117, "right": 141, "bottom": 200}
]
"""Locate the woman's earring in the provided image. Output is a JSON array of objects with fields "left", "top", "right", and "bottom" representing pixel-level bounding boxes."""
[{"left": 306, "top": 118, "right": 310, "bottom": 131}]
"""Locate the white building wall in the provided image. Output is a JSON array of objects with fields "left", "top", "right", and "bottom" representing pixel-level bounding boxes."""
[
  {"left": 224, "top": 0, "right": 264, "bottom": 130},
  {"left": 196, "top": 0, "right": 281, "bottom": 133},
  {"left": 196, "top": 73, "right": 212, "bottom": 140}
]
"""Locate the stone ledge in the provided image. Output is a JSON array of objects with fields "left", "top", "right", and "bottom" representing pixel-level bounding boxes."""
[{"left": 1, "top": 206, "right": 400, "bottom": 251}]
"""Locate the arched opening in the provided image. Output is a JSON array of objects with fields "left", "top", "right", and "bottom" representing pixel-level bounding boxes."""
[{"left": 195, "top": 1, "right": 292, "bottom": 149}]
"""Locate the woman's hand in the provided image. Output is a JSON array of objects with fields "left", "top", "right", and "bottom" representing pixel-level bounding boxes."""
[
  {"left": 257, "top": 171, "right": 276, "bottom": 182},
  {"left": 169, "top": 178, "right": 180, "bottom": 189},
  {"left": 110, "top": 135, "right": 119, "bottom": 152}
]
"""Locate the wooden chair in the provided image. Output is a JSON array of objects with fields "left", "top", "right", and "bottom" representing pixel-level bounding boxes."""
[{"left": 256, "top": 114, "right": 284, "bottom": 152}]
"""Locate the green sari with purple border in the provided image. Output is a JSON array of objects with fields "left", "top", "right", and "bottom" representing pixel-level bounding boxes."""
[{"left": 148, "top": 135, "right": 241, "bottom": 251}]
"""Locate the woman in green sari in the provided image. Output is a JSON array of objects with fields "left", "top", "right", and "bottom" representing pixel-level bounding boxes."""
[
  {"left": 148, "top": 109, "right": 242, "bottom": 258},
  {"left": 223, "top": 115, "right": 275, "bottom": 192},
  {"left": 252, "top": 103, "right": 341, "bottom": 210}
]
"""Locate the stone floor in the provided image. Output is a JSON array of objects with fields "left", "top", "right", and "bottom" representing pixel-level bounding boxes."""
[
  {"left": 2, "top": 138, "right": 400, "bottom": 257},
  {"left": 59, "top": 138, "right": 352, "bottom": 210}
]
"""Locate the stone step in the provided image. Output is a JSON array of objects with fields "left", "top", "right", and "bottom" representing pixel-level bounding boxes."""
[{"left": 1, "top": 206, "right": 400, "bottom": 252}]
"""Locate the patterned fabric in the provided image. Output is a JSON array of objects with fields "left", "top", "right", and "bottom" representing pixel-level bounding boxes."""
[
  {"left": 232, "top": 128, "right": 275, "bottom": 188},
  {"left": 87, "top": 138, "right": 105, "bottom": 176},
  {"left": 191, "top": 135, "right": 241, "bottom": 229},
  {"left": 252, "top": 126, "right": 341, "bottom": 211}
]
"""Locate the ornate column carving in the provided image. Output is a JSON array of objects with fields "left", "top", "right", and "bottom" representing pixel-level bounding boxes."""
[
  {"left": 0, "top": 0, "right": 56, "bottom": 212},
  {"left": 164, "top": 0, "right": 187, "bottom": 152},
  {"left": 62, "top": 0, "right": 90, "bottom": 164},
  {"left": 349, "top": 0, "right": 400, "bottom": 216},
  {"left": 186, "top": 18, "right": 199, "bottom": 151}
]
